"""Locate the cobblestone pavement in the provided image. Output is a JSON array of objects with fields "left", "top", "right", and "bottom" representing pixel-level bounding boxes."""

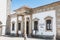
[{"left": 0, "top": 36, "right": 54, "bottom": 40}]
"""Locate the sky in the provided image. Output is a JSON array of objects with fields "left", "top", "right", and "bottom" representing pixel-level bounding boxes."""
[{"left": 11, "top": 0, "right": 59, "bottom": 11}]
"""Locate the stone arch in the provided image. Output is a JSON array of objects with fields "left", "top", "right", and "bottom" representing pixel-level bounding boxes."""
[
  {"left": 12, "top": 21, "right": 15, "bottom": 23},
  {"left": 33, "top": 18, "right": 40, "bottom": 21},
  {"left": 44, "top": 16, "right": 53, "bottom": 20}
]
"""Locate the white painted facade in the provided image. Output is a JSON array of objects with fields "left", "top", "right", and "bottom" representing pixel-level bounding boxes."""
[
  {"left": 32, "top": 10, "right": 56, "bottom": 36},
  {"left": 0, "top": 0, "right": 60, "bottom": 39},
  {"left": 10, "top": 10, "right": 56, "bottom": 38}
]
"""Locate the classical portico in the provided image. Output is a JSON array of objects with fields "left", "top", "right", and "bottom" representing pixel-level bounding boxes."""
[{"left": 14, "top": 6, "right": 33, "bottom": 37}]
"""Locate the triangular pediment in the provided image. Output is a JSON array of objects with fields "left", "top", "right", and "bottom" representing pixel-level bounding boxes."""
[
  {"left": 15, "top": 5, "right": 31, "bottom": 12},
  {"left": 14, "top": 5, "right": 33, "bottom": 15}
]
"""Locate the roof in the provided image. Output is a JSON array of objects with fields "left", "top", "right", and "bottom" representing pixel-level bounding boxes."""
[{"left": 33, "top": 1, "right": 60, "bottom": 11}]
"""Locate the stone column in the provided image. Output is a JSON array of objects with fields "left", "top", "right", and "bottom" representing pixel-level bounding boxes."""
[
  {"left": 24, "top": 15, "right": 27, "bottom": 40},
  {"left": 21, "top": 15, "right": 24, "bottom": 36},
  {"left": 29, "top": 15, "right": 32, "bottom": 37},
  {"left": 16, "top": 15, "right": 18, "bottom": 36}
]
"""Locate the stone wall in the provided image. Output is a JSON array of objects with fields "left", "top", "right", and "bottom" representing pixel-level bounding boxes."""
[
  {"left": 55, "top": 5, "right": 60, "bottom": 39},
  {"left": 10, "top": 1, "right": 60, "bottom": 38}
]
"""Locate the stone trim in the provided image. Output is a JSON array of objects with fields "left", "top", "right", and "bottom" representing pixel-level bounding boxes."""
[
  {"left": 44, "top": 16, "right": 53, "bottom": 31},
  {"left": 33, "top": 18, "right": 40, "bottom": 21},
  {"left": 44, "top": 16, "right": 53, "bottom": 20},
  {"left": 32, "top": 18, "right": 39, "bottom": 30},
  {"left": 33, "top": 1, "right": 60, "bottom": 13}
]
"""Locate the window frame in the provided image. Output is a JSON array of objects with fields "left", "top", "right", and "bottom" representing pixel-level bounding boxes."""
[
  {"left": 44, "top": 16, "right": 53, "bottom": 31},
  {"left": 33, "top": 18, "right": 39, "bottom": 31},
  {"left": 46, "top": 20, "right": 52, "bottom": 30},
  {"left": 34, "top": 21, "right": 38, "bottom": 30}
]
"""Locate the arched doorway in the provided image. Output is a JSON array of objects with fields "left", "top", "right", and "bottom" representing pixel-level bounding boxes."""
[{"left": 26, "top": 21, "right": 29, "bottom": 36}]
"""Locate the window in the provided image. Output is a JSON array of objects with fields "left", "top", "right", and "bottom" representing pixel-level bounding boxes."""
[
  {"left": 34, "top": 21, "right": 38, "bottom": 30},
  {"left": 18, "top": 23, "right": 21, "bottom": 30},
  {"left": 12, "top": 23, "right": 15, "bottom": 31},
  {"left": 46, "top": 20, "right": 52, "bottom": 30},
  {"left": 33, "top": 18, "right": 39, "bottom": 31},
  {"left": 44, "top": 16, "right": 53, "bottom": 31}
]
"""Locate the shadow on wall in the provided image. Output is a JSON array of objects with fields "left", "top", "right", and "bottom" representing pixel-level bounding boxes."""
[{"left": 5, "top": 15, "right": 11, "bottom": 35}]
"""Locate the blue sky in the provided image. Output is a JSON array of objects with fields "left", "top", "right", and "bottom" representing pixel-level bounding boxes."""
[{"left": 11, "top": 0, "right": 59, "bottom": 11}]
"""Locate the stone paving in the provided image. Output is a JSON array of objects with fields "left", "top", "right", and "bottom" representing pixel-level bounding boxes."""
[{"left": 0, "top": 36, "right": 54, "bottom": 40}]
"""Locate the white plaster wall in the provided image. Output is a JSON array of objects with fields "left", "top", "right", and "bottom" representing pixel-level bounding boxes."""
[{"left": 32, "top": 10, "right": 56, "bottom": 36}]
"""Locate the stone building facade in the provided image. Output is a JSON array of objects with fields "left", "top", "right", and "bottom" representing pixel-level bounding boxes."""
[
  {"left": 0, "top": 0, "right": 60, "bottom": 39},
  {"left": 6, "top": 1, "right": 60, "bottom": 39}
]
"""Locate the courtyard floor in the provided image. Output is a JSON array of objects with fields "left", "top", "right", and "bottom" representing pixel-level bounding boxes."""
[{"left": 0, "top": 36, "right": 55, "bottom": 40}]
